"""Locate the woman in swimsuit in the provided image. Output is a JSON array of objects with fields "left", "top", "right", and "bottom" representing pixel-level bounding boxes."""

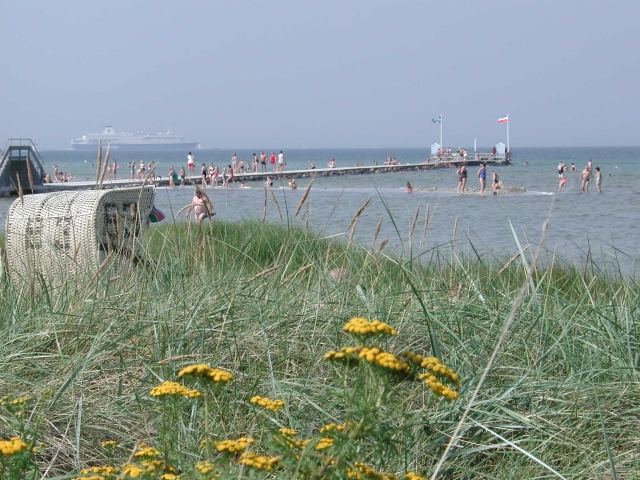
[
  {"left": 456, "top": 164, "right": 467, "bottom": 193},
  {"left": 191, "top": 189, "right": 214, "bottom": 224},
  {"left": 477, "top": 163, "right": 487, "bottom": 194}
]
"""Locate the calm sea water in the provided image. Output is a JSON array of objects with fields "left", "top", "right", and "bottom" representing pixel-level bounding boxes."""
[{"left": 3, "top": 147, "right": 639, "bottom": 272}]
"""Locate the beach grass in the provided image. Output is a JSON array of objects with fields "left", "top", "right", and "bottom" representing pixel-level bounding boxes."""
[{"left": 1, "top": 220, "right": 639, "bottom": 479}]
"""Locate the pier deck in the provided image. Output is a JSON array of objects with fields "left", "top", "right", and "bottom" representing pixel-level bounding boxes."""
[{"left": 36, "top": 157, "right": 510, "bottom": 194}]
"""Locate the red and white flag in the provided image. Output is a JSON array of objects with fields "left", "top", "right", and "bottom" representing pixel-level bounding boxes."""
[{"left": 497, "top": 115, "right": 509, "bottom": 124}]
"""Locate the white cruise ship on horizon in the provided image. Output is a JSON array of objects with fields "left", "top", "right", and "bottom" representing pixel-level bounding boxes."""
[{"left": 70, "top": 126, "right": 201, "bottom": 151}]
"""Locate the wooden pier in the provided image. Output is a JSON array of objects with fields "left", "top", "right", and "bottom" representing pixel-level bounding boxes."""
[{"left": 36, "top": 157, "right": 509, "bottom": 193}]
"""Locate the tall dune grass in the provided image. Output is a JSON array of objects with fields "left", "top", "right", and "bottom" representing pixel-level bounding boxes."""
[{"left": 0, "top": 220, "right": 639, "bottom": 478}]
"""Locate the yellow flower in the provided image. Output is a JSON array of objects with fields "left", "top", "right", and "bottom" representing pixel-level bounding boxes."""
[
  {"left": 194, "top": 460, "right": 215, "bottom": 474},
  {"left": 323, "top": 347, "right": 362, "bottom": 362},
  {"left": 403, "top": 352, "right": 459, "bottom": 384},
  {"left": 133, "top": 444, "right": 161, "bottom": 459},
  {"left": 418, "top": 373, "right": 458, "bottom": 400},
  {"left": 149, "top": 381, "right": 201, "bottom": 399},
  {"left": 250, "top": 395, "right": 284, "bottom": 412},
  {"left": 9, "top": 396, "right": 31, "bottom": 407},
  {"left": 319, "top": 422, "right": 348, "bottom": 433},
  {"left": 100, "top": 439, "right": 118, "bottom": 449},
  {"left": 0, "top": 436, "right": 28, "bottom": 457},
  {"left": 237, "top": 452, "right": 279, "bottom": 471},
  {"left": 160, "top": 474, "right": 180, "bottom": 480},
  {"left": 404, "top": 472, "right": 426, "bottom": 480},
  {"left": 358, "top": 347, "right": 410, "bottom": 373},
  {"left": 177, "top": 364, "right": 234, "bottom": 383},
  {"left": 347, "top": 462, "right": 396, "bottom": 479},
  {"left": 214, "top": 437, "right": 254, "bottom": 454},
  {"left": 343, "top": 317, "right": 397, "bottom": 336},
  {"left": 121, "top": 464, "right": 143, "bottom": 478},
  {"left": 315, "top": 437, "right": 334, "bottom": 450},
  {"left": 79, "top": 465, "right": 118, "bottom": 476},
  {"left": 278, "top": 427, "right": 297, "bottom": 437}
]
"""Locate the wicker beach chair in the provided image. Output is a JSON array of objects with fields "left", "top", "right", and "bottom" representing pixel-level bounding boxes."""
[{"left": 5, "top": 186, "right": 155, "bottom": 284}]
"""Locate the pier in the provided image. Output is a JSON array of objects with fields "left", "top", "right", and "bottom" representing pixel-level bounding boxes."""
[
  {"left": 0, "top": 138, "right": 511, "bottom": 196},
  {"left": 36, "top": 156, "right": 510, "bottom": 193}
]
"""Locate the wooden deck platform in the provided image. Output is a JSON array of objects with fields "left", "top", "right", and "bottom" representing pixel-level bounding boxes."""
[{"left": 35, "top": 157, "right": 511, "bottom": 193}]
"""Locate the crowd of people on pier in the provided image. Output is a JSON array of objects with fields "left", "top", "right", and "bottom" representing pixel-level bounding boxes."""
[{"left": 43, "top": 150, "right": 604, "bottom": 197}]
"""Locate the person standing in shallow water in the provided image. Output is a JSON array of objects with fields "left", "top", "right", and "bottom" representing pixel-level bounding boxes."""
[
  {"left": 595, "top": 167, "right": 602, "bottom": 193},
  {"left": 557, "top": 161, "right": 568, "bottom": 192},
  {"left": 581, "top": 164, "right": 591, "bottom": 192},
  {"left": 456, "top": 163, "right": 467, "bottom": 193},
  {"left": 477, "top": 163, "right": 487, "bottom": 194}
]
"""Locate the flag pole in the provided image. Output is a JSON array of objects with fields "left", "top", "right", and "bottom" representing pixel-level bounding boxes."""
[{"left": 506, "top": 114, "right": 510, "bottom": 153}]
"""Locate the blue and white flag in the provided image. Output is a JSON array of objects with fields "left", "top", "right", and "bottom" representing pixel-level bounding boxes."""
[{"left": 432, "top": 116, "right": 442, "bottom": 124}]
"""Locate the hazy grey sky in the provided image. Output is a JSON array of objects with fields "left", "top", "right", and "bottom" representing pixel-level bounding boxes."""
[{"left": 1, "top": 0, "right": 638, "bottom": 149}]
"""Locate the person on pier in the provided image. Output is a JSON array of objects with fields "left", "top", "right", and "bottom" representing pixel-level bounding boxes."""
[
  {"left": 260, "top": 151, "right": 267, "bottom": 172},
  {"left": 187, "top": 151, "right": 195, "bottom": 176}
]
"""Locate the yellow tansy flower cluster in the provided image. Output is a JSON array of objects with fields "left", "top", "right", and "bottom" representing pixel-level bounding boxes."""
[
  {"left": 194, "top": 460, "right": 215, "bottom": 474},
  {"left": 121, "top": 458, "right": 167, "bottom": 478},
  {"left": 237, "top": 452, "right": 279, "bottom": 471},
  {"left": 215, "top": 437, "right": 254, "bottom": 454},
  {"left": 250, "top": 395, "right": 284, "bottom": 412},
  {"left": 0, "top": 436, "right": 28, "bottom": 456},
  {"left": 346, "top": 462, "right": 396, "bottom": 480},
  {"left": 160, "top": 474, "right": 180, "bottom": 480},
  {"left": 9, "top": 395, "right": 31, "bottom": 407},
  {"left": 133, "top": 444, "right": 161, "bottom": 459},
  {"left": 358, "top": 347, "right": 410, "bottom": 373},
  {"left": 149, "top": 381, "right": 201, "bottom": 399},
  {"left": 74, "top": 465, "right": 118, "bottom": 479},
  {"left": 100, "top": 439, "right": 118, "bottom": 449},
  {"left": 319, "top": 422, "right": 348, "bottom": 433},
  {"left": 403, "top": 352, "right": 459, "bottom": 384},
  {"left": 315, "top": 437, "right": 334, "bottom": 450},
  {"left": 418, "top": 373, "right": 458, "bottom": 400},
  {"left": 403, "top": 351, "right": 460, "bottom": 400},
  {"left": 404, "top": 472, "right": 426, "bottom": 480},
  {"left": 278, "top": 427, "right": 297, "bottom": 437},
  {"left": 343, "top": 317, "right": 397, "bottom": 336},
  {"left": 286, "top": 438, "right": 312, "bottom": 449},
  {"left": 323, "top": 347, "right": 362, "bottom": 362},
  {"left": 177, "top": 364, "right": 233, "bottom": 383},
  {"left": 121, "top": 464, "right": 144, "bottom": 478}
]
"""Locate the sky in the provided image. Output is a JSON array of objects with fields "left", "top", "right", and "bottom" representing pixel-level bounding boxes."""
[{"left": 0, "top": 0, "right": 638, "bottom": 149}]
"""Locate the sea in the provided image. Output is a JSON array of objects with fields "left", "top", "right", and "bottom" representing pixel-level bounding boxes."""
[{"left": 2, "top": 147, "right": 638, "bottom": 274}]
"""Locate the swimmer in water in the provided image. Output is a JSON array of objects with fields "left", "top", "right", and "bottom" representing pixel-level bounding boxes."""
[{"left": 406, "top": 181, "right": 413, "bottom": 193}]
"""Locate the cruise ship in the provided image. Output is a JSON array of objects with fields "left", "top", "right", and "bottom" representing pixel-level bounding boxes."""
[{"left": 70, "top": 126, "right": 201, "bottom": 151}]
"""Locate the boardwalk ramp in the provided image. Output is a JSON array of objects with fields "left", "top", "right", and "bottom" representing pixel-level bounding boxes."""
[{"left": 0, "top": 139, "right": 46, "bottom": 196}]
